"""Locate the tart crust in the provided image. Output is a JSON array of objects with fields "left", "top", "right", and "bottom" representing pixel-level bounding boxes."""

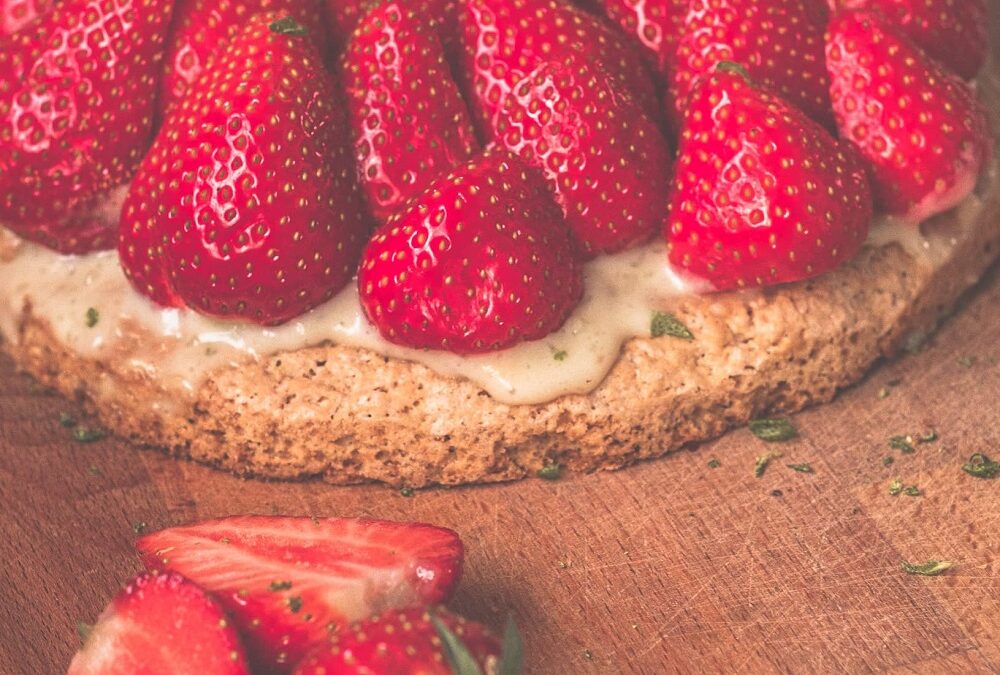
[{"left": 3, "top": 72, "right": 1000, "bottom": 488}]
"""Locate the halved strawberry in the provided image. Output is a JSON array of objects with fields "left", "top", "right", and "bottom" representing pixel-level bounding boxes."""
[
  {"left": 342, "top": 1, "right": 480, "bottom": 224},
  {"left": 666, "top": 64, "right": 873, "bottom": 290},
  {"left": 459, "top": 0, "right": 660, "bottom": 133},
  {"left": 0, "top": 0, "right": 49, "bottom": 36},
  {"left": 291, "top": 607, "right": 505, "bottom": 675},
  {"left": 358, "top": 150, "right": 583, "bottom": 353},
  {"left": 136, "top": 517, "right": 464, "bottom": 674},
  {"left": 160, "top": 0, "right": 327, "bottom": 115},
  {"left": 830, "top": 0, "right": 987, "bottom": 80},
  {"left": 120, "top": 14, "right": 369, "bottom": 325},
  {"left": 669, "top": 0, "right": 833, "bottom": 129},
  {"left": 494, "top": 58, "right": 672, "bottom": 257},
  {"left": 67, "top": 572, "right": 250, "bottom": 675},
  {"left": 0, "top": 0, "right": 174, "bottom": 253},
  {"left": 826, "top": 11, "right": 991, "bottom": 223}
]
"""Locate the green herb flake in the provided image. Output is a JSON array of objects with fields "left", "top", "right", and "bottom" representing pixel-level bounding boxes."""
[
  {"left": 888, "top": 479, "right": 903, "bottom": 496},
  {"left": 958, "top": 355, "right": 975, "bottom": 368},
  {"left": 749, "top": 418, "right": 798, "bottom": 442},
  {"left": 918, "top": 431, "right": 938, "bottom": 444},
  {"left": 650, "top": 311, "right": 694, "bottom": 340},
  {"left": 269, "top": 580, "right": 293, "bottom": 592},
  {"left": 73, "top": 426, "right": 106, "bottom": 443},
  {"left": 498, "top": 616, "right": 524, "bottom": 675},
  {"left": 903, "top": 485, "right": 921, "bottom": 497},
  {"left": 901, "top": 560, "right": 954, "bottom": 577},
  {"left": 961, "top": 453, "right": 1000, "bottom": 480},
  {"left": 707, "top": 458, "right": 721, "bottom": 469},
  {"left": 59, "top": 412, "right": 76, "bottom": 428},
  {"left": 132, "top": 521, "right": 147, "bottom": 534},
  {"left": 432, "top": 615, "right": 486, "bottom": 675},
  {"left": 537, "top": 462, "right": 561, "bottom": 481},
  {"left": 399, "top": 486, "right": 415, "bottom": 497},
  {"left": 85, "top": 307, "right": 99, "bottom": 328},
  {"left": 889, "top": 435, "right": 916, "bottom": 454},
  {"left": 754, "top": 451, "right": 782, "bottom": 478},
  {"left": 553, "top": 350, "right": 568, "bottom": 362},
  {"left": 77, "top": 621, "right": 93, "bottom": 643},
  {"left": 269, "top": 16, "right": 308, "bottom": 35},
  {"left": 786, "top": 463, "right": 814, "bottom": 474},
  {"left": 883, "top": 456, "right": 894, "bottom": 466},
  {"left": 287, "top": 596, "right": 303, "bottom": 613}
]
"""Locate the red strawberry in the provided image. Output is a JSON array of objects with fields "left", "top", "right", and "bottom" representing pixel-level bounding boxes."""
[
  {"left": 359, "top": 150, "right": 583, "bottom": 353},
  {"left": 325, "top": 0, "right": 460, "bottom": 53},
  {"left": 1, "top": 0, "right": 49, "bottom": 36},
  {"left": 830, "top": 0, "right": 987, "bottom": 80},
  {"left": 670, "top": 0, "right": 833, "bottom": 129},
  {"left": 160, "top": 0, "right": 327, "bottom": 115},
  {"left": 342, "top": 1, "right": 480, "bottom": 224},
  {"left": 826, "top": 12, "right": 991, "bottom": 223},
  {"left": 494, "top": 59, "right": 672, "bottom": 256},
  {"left": 292, "top": 607, "right": 505, "bottom": 675},
  {"left": 137, "top": 517, "right": 464, "bottom": 674},
  {"left": 0, "top": 0, "right": 174, "bottom": 253},
  {"left": 67, "top": 572, "right": 250, "bottom": 675},
  {"left": 666, "top": 64, "right": 873, "bottom": 290},
  {"left": 120, "top": 14, "right": 368, "bottom": 324},
  {"left": 459, "top": 0, "right": 660, "bottom": 132},
  {"left": 595, "top": 0, "right": 686, "bottom": 78}
]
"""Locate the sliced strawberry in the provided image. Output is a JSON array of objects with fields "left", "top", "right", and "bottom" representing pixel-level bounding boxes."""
[
  {"left": 595, "top": 0, "right": 686, "bottom": 79},
  {"left": 494, "top": 59, "right": 672, "bottom": 257},
  {"left": 67, "top": 572, "right": 250, "bottom": 675},
  {"left": 826, "top": 12, "right": 991, "bottom": 223},
  {"left": 0, "top": 0, "right": 49, "bottom": 36},
  {"left": 160, "top": 0, "right": 327, "bottom": 115},
  {"left": 359, "top": 150, "right": 583, "bottom": 353},
  {"left": 831, "top": 0, "right": 987, "bottom": 80},
  {"left": 0, "top": 0, "right": 174, "bottom": 252},
  {"left": 291, "top": 607, "right": 502, "bottom": 675},
  {"left": 459, "top": 0, "right": 660, "bottom": 132},
  {"left": 669, "top": 0, "right": 832, "bottom": 129},
  {"left": 342, "top": 1, "right": 479, "bottom": 224},
  {"left": 120, "top": 14, "right": 369, "bottom": 324},
  {"left": 136, "top": 516, "right": 464, "bottom": 674},
  {"left": 666, "top": 64, "right": 873, "bottom": 290}
]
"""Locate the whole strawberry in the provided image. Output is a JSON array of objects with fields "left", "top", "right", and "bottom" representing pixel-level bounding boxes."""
[
  {"left": 830, "top": 0, "right": 987, "bottom": 80},
  {"left": 459, "top": 0, "right": 659, "bottom": 133},
  {"left": 495, "top": 59, "right": 672, "bottom": 257},
  {"left": 68, "top": 572, "right": 250, "bottom": 675},
  {"left": 666, "top": 64, "right": 873, "bottom": 290},
  {"left": 595, "top": 0, "right": 686, "bottom": 79},
  {"left": 342, "top": 1, "right": 479, "bottom": 224},
  {"left": 359, "top": 151, "right": 583, "bottom": 353},
  {"left": 160, "top": 0, "right": 327, "bottom": 115},
  {"left": 119, "top": 15, "right": 368, "bottom": 324},
  {"left": 291, "top": 607, "right": 512, "bottom": 675},
  {"left": 325, "top": 0, "right": 459, "bottom": 54},
  {"left": 826, "top": 12, "right": 991, "bottom": 223},
  {"left": 1, "top": 0, "right": 49, "bottom": 36},
  {"left": 670, "top": 0, "right": 832, "bottom": 129},
  {"left": 0, "top": 0, "right": 174, "bottom": 253}
]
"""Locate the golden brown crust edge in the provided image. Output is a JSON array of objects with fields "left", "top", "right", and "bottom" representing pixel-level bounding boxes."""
[{"left": 4, "top": 184, "right": 1000, "bottom": 487}]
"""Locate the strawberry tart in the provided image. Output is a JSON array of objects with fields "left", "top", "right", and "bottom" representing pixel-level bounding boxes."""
[{"left": 0, "top": 0, "right": 997, "bottom": 486}]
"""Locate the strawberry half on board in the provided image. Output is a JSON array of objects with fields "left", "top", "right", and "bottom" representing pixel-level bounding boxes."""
[
  {"left": 0, "top": 0, "right": 174, "bottom": 253},
  {"left": 119, "top": 14, "right": 369, "bottom": 324},
  {"left": 159, "top": 0, "right": 327, "bottom": 115},
  {"left": 830, "top": 0, "right": 988, "bottom": 80},
  {"left": 666, "top": 63, "right": 873, "bottom": 291},
  {"left": 292, "top": 607, "right": 516, "bottom": 675},
  {"left": 358, "top": 150, "right": 584, "bottom": 353},
  {"left": 67, "top": 572, "right": 250, "bottom": 675},
  {"left": 136, "top": 516, "right": 464, "bottom": 674},
  {"left": 826, "top": 11, "right": 992, "bottom": 224},
  {"left": 494, "top": 58, "right": 672, "bottom": 257},
  {"left": 342, "top": 1, "right": 480, "bottom": 224}
]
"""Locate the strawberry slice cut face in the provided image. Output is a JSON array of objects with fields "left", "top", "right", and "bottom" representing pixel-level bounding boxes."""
[{"left": 136, "top": 516, "right": 464, "bottom": 674}]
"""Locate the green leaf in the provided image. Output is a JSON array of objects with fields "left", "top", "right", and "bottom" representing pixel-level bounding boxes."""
[
  {"left": 432, "top": 615, "right": 484, "bottom": 675},
  {"left": 650, "top": 312, "right": 693, "bottom": 340},
  {"left": 786, "top": 463, "right": 814, "bottom": 474},
  {"left": 85, "top": 307, "right": 99, "bottom": 328},
  {"left": 537, "top": 463, "right": 561, "bottom": 481},
  {"left": 749, "top": 418, "right": 797, "bottom": 442},
  {"left": 901, "top": 560, "right": 954, "bottom": 576},
  {"left": 754, "top": 451, "right": 782, "bottom": 478},
  {"left": 269, "top": 16, "right": 308, "bottom": 35},
  {"left": 962, "top": 453, "right": 1000, "bottom": 479},
  {"left": 498, "top": 616, "right": 524, "bottom": 675}
]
